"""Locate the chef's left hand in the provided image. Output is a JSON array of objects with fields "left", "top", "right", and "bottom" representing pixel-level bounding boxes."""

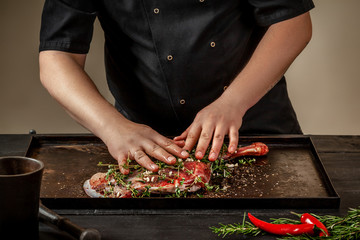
[
  {"left": 174, "top": 95, "right": 244, "bottom": 161},
  {"left": 174, "top": 12, "right": 313, "bottom": 161}
]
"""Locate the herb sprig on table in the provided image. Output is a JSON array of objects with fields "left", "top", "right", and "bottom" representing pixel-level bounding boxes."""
[{"left": 210, "top": 207, "right": 360, "bottom": 239}]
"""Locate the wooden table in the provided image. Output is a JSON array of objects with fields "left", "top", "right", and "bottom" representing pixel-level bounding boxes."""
[{"left": 1, "top": 134, "right": 359, "bottom": 240}]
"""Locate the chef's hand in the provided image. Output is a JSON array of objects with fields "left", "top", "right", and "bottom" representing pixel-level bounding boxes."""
[
  {"left": 103, "top": 119, "right": 189, "bottom": 174},
  {"left": 174, "top": 95, "right": 244, "bottom": 162},
  {"left": 174, "top": 12, "right": 313, "bottom": 159},
  {"left": 39, "top": 51, "right": 188, "bottom": 175}
]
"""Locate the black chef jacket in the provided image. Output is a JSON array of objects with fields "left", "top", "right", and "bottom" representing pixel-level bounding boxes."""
[{"left": 39, "top": 0, "right": 314, "bottom": 136}]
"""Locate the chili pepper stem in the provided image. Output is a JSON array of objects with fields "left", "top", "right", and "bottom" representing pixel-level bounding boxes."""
[{"left": 301, "top": 213, "right": 330, "bottom": 237}]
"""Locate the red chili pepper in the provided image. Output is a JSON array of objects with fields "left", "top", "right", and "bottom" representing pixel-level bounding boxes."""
[
  {"left": 248, "top": 213, "right": 315, "bottom": 236},
  {"left": 301, "top": 213, "right": 329, "bottom": 237}
]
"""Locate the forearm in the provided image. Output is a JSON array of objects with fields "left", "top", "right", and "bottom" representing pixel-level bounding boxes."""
[
  {"left": 39, "top": 50, "right": 126, "bottom": 142},
  {"left": 39, "top": 50, "right": 188, "bottom": 172},
  {"left": 220, "top": 12, "right": 312, "bottom": 115}
]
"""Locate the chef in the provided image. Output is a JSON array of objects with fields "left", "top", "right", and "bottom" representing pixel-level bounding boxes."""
[{"left": 39, "top": 0, "right": 314, "bottom": 174}]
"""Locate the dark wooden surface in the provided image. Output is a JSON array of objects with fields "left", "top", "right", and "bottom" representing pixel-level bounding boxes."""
[{"left": 1, "top": 134, "right": 360, "bottom": 240}]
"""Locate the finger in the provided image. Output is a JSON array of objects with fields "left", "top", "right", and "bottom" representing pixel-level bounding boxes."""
[
  {"left": 132, "top": 149, "right": 159, "bottom": 172},
  {"left": 173, "top": 140, "right": 185, "bottom": 148},
  {"left": 157, "top": 137, "right": 188, "bottom": 159},
  {"left": 183, "top": 125, "right": 201, "bottom": 153},
  {"left": 195, "top": 126, "right": 214, "bottom": 159},
  {"left": 173, "top": 128, "right": 188, "bottom": 141},
  {"left": 144, "top": 142, "right": 177, "bottom": 165},
  {"left": 208, "top": 128, "right": 226, "bottom": 161},
  {"left": 117, "top": 154, "right": 130, "bottom": 175},
  {"left": 228, "top": 126, "right": 239, "bottom": 153}
]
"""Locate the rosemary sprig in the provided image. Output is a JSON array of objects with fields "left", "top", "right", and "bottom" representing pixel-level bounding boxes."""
[
  {"left": 210, "top": 212, "right": 263, "bottom": 237},
  {"left": 210, "top": 207, "right": 360, "bottom": 239}
]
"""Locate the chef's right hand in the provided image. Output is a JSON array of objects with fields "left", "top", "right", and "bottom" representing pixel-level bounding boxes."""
[
  {"left": 102, "top": 119, "right": 189, "bottom": 175},
  {"left": 39, "top": 51, "right": 188, "bottom": 174}
]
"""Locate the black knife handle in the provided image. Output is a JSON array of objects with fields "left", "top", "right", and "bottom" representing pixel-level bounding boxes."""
[{"left": 39, "top": 202, "right": 101, "bottom": 240}]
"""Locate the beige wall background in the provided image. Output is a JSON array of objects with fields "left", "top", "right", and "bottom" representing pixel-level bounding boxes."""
[{"left": 0, "top": 0, "right": 359, "bottom": 135}]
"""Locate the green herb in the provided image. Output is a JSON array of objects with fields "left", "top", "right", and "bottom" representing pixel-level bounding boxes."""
[
  {"left": 140, "top": 185, "right": 151, "bottom": 198},
  {"left": 179, "top": 178, "right": 185, "bottom": 186},
  {"left": 194, "top": 176, "right": 202, "bottom": 184},
  {"left": 210, "top": 207, "right": 360, "bottom": 239},
  {"left": 205, "top": 182, "right": 220, "bottom": 192},
  {"left": 238, "top": 157, "right": 256, "bottom": 165},
  {"left": 175, "top": 186, "right": 182, "bottom": 198},
  {"left": 211, "top": 212, "right": 263, "bottom": 237},
  {"left": 210, "top": 159, "right": 231, "bottom": 178}
]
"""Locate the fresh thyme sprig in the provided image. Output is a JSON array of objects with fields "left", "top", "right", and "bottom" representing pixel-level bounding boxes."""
[
  {"left": 104, "top": 163, "right": 140, "bottom": 197},
  {"left": 238, "top": 157, "right": 256, "bottom": 165},
  {"left": 210, "top": 207, "right": 360, "bottom": 239}
]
